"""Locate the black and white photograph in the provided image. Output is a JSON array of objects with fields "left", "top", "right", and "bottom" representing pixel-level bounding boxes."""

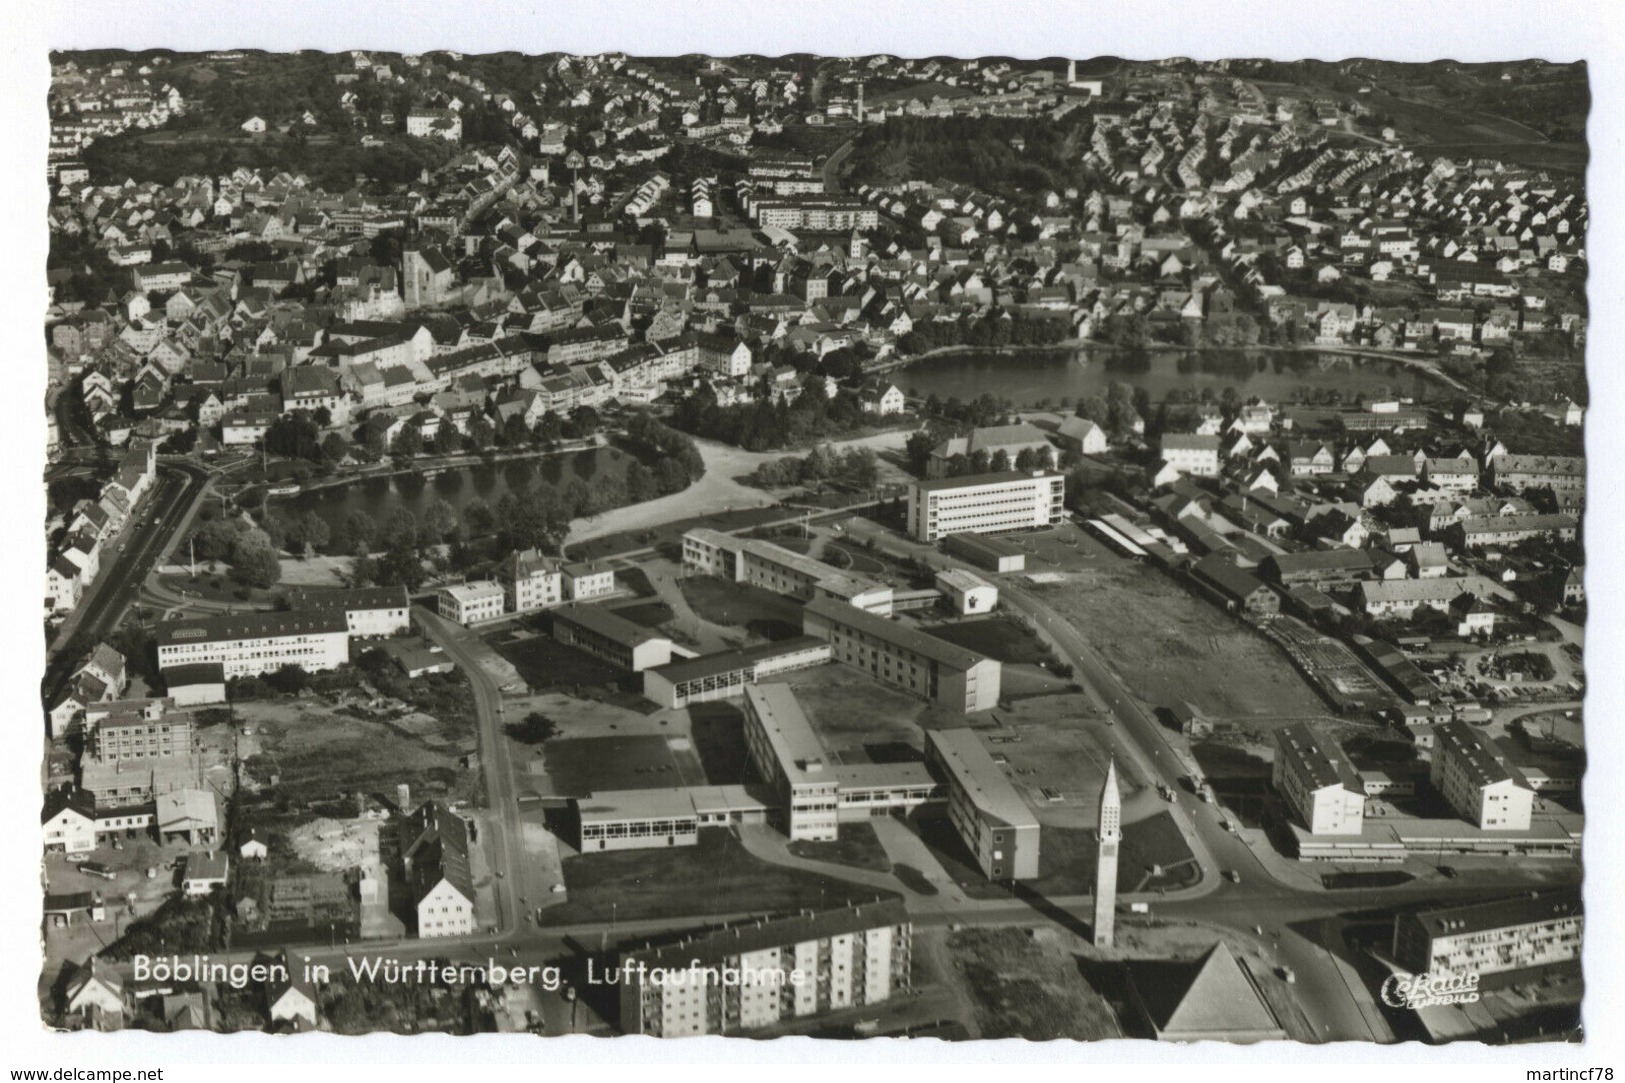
[{"left": 6, "top": 0, "right": 1621, "bottom": 1074}]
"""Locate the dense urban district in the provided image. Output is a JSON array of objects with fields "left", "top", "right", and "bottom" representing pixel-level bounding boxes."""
[{"left": 41, "top": 50, "right": 1587, "bottom": 1043}]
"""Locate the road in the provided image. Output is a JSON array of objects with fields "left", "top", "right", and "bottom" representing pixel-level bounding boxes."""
[
  {"left": 43, "top": 461, "right": 207, "bottom": 697},
  {"left": 411, "top": 605, "right": 528, "bottom": 940}
]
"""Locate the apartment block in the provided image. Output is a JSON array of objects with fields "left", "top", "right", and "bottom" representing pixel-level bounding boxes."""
[{"left": 926, "top": 728, "right": 1040, "bottom": 881}]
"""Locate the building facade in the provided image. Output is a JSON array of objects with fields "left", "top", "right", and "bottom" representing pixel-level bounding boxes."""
[
  {"left": 801, "top": 597, "right": 1001, "bottom": 713},
  {"left": 155, "top": 612, "right": 350, "bottom": 680},
  {"left": 926, "top": 728, "right": 1040, "bottom": 881},
  {"left": 618, "top": 902, "right": 911, "bottom": 1036},
  {"left": 741, "top": 684, "right": 839, "bottom": 842},
  {"left": 437, "top": 581, "right": 506, "bottom": 625},
  {"left": 1273, "top": 722, "right": 1366, "bottom": 835},
  {"left": 906, "top": 470, "right": 1066, "bottom": 543}
]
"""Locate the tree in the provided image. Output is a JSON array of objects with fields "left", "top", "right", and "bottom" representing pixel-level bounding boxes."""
[
  {"left": 298, "top": 512, "right": 330, "bottom": 557},
  {"left": 504, "top": 712, "right": 558, "bottom": 744},
  {"left": 423, "top": 499, "right": 459, "bottom": 542},
  {"left": 624, "top": 461, "right": 657, "bottom": 504},
  {"left": 391, "top": 425, "right": 423, "bottom": 457},
  {"left": 231, "top": 542, "right": 281, "bottom": 589},
  {"left": 321, "top": 432, "right": 350, "bottom": 463}
]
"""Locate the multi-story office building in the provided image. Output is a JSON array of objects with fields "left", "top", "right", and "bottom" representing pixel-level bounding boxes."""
[
  {"left": 1273, "top": 722, "right": 1366, "bottom": 836},
  {"left": 498, "top": 548, "right": 563, "bottom": 613},
  {"left": 741, "top": 684, "right": 839, "bottom": 842},
  {"left": 1430, "top": 719, "right": 1535, "bottom": 831},
  {"left": 283, "top": 585, "right": 410, "bottom": 638},
  {"left": 1392, "top": 890, "right": 1582, "bottom": 986},
  {"left": 618, "top": 901, "right": 912, "bottom": 1036},
  {"left": 683, "top": 529, "right": 893, "bottom": 613},
  {"left": 551, "top": 605, "right": 673, "bottom": 672},
  {"left": 155, "top": 611, "right": 350, "bottom": 680},
  {"left": 801, "top": 597, "right": 1001, "bottom": 712},
  {"left": 906, "top": 470, "right": 1065, "bottom": 543},
  {"left": 436, "top": 580, "right": 507, "bottom": 626},
  {"left": 926, "top": 728, "right": 1040, "bottom": 881}
]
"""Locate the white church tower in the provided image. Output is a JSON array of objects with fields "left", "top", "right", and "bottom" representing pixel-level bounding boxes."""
[{"left": 1093, "top": 758, "right": 1121, "bottom": 948}]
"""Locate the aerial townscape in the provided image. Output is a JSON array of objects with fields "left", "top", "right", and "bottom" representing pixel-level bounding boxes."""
[{"left": 40, "top": 49, "right": 1586, "bottom": 1043}]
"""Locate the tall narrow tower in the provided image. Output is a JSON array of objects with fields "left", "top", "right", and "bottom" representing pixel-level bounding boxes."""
[
  {"left": 1093, "top": 759, "right": 1121, "bottom": 948},
  {"left": 1068, "top": 58, "right": 1077, "bottom": 86}
]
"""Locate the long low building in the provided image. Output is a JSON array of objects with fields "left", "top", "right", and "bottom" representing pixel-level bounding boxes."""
[
  {"left": 801, "top": 596, "right": 1001, "bottom": 713},
  {"left": 551, "top": 605, "right": 673, "bottom": 672},
  {"left": 906, "top": 470, "right": 1066, "bottom": 543},
  {"left": 927, "top": 728, "right": 1040, "bottom": 881},
  {"left": 682, "top": 529, "right": 893, "bottom": 613},
  {"left": 155, "top": 611, "right": 350, "bottom": 679},
  {"left": 578, "top": 785, "right": 773, "bottom": 852},
  {"left": 641, "top": 636, "right": 832, "bottom": 709},
  {"left": 1451, "top": 513, "right": 1579, "bottom": 548}
]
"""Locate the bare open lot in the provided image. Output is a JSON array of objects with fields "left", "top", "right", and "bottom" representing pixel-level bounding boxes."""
[
  {"left": 936, "top": 926, "right": 1123, "bottom": 1040},
  {"left": 236, "top": 690, "right": 480, "bottom": 809},
  {"left": 1027, "top": 549, "right": 1325, "bottom": 721}
]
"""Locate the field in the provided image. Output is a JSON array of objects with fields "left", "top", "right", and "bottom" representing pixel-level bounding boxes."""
[
  {"left": 1027, "top": 547, "right": 1325, "bottom": 721},
  {"left": 547, "top": 828, "right": 899, "bottom": 924},
  {"left": 922, "top": 614, "right": 1056, "bottom": 667},
  {"left": 236, "top": 691, "right": 479, "bottom": 810},
  {"left": 786, "top": 822, "right": 892, "bottom": 872},
  {"left": 490, "top": 632, "right": 646, "bottom": 708},
  {"left": 533, "top": 734, "right": 705, "bottom": 798},
  {"left": 677, "top": 577, "right": 806, "bottom": 642},
  {"left": 938, "top": 926, "right": 1123, "bottom": 1041}
]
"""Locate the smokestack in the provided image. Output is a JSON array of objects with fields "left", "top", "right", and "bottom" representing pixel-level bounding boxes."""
[
  {"left": 857, "top": 81, "right": 864, "bottom": 123},
  {"left": 1068, "top": 59, "right": 1076, "bottom": 86}
]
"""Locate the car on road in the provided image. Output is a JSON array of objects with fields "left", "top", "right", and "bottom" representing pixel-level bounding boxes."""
[
  {"left": 1278, "top": 966, "right": 1296, "bottom": 984},
  {"left": 1224, "top": 869, "right": 1242, "bottom": 884},
  {"left": 1437, "top": 865, "right": 1457, "bottom": 879}
]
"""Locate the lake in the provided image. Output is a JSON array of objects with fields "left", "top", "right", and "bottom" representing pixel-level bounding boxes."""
[
  {"left": 278, "top": 446, "right": 634, "bottom": 531},
  {"left": 893, "top": 347, "right": 1439, "bottom": 409}
]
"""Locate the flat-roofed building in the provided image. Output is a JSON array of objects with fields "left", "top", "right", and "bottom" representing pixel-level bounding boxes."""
[
  {"left": 578, "top": 788, "right": 701, "bottom": 852},
  {"left": 618, "top": 901, "right": 911, "bottom": 1036},
  {"left": 498, "top": 548, "right": 563, "bottom": 613},
  {"left": 1273, "top": 722, "right": 1365, "bottom": 835},
  {"left": 742, "top": 684, "right": 839, "bottom": 842},
  {"left": 926, "top": 728, "right": 1040, "bottom": 881},
  {"left": 1430, "top": 720, "right": 1535, "bottom": 831},
  {"left": 802, "top": 596, "right": 1001, "bottom": 712},
  {"left": 1393, "top": 889, "right": 1582, "bottom": 986},
  {"left": 935, "top": 568, "right": 998, "bottom": 614},
  {"left": 284, "top": 585, "right": 410, "bottom": 638},
  {"left": 436, "top": 580, "right": 506, "bottom": 626},
  {"left": 907, "top": 470, "right": 1065, "bottom": 542},
  {"left": 576, "top": 785, "right": 773, "bottom": 853},
  {"left": 641, "top": 636, "right": 831, "bottom": 709},
  {"left": 682, "top": 529, "right": 893, "bottom": 614},
  {"left": 833, "top": 762, "right": 939, "bottom": 820},
  {"left": 551, "top": 605, "right": 673, "bottom": 672},
  {"left": 942, "top": 532, "right": 1026, "bottom": 573},
  {"left": 154, "top": 611, "right": 350, "bottom": 680},
  {"left": 87, "top": 708, "right": 196, "bottom": 766}
]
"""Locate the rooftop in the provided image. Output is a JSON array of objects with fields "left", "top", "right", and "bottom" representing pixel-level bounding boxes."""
[
  {"left": 927, "top": 727, "right": 1038, "bottom": 831},
  {"left": 803, "top": 596, "right": 990, "bottom": 672}
]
